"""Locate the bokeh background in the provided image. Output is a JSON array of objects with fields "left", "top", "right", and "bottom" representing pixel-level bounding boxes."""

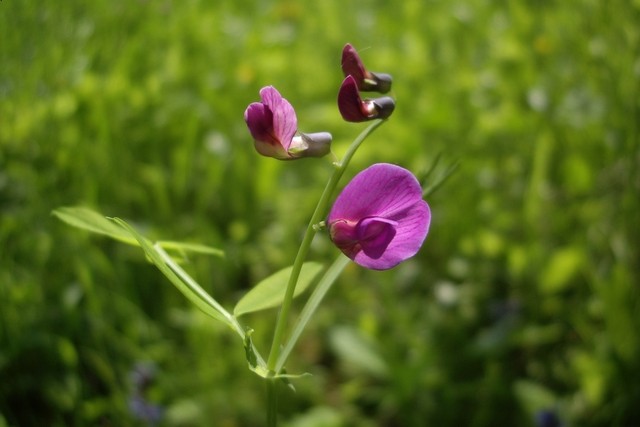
[{"left": 1, "top": 0, "right": 639, "bottom": 425}]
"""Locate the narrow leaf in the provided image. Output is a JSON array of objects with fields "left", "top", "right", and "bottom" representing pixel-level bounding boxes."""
[
  {"left": 157, "top": 240, "right": 224, "bottom": 258},
  {"left": 234, "top": 262, "right": 323, "bottom": 317},
  {"left": 53, "top": 206, "right": 139, "bottom": 245},
  {"left": 276, "top": 254, "right": 351, "bottom": 372},
  {"left": 244, "top": 330, "right": 309, "bottom": 383},
  {"left": 110, "top": 217, "right": 233, "bottom": 327},
  {"left": 54, "top": 206, "right": 224, "bottom": 257}
]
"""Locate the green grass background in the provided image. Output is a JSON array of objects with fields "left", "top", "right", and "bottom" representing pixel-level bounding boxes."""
[{"left": 1, "top": 0, "right": 639, "bottom": 425}]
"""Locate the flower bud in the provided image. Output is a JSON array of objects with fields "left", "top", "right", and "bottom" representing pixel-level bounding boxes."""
[
  {"left": 337, "top": 76, "right": 396, "bottom": 122},
  {"left": 341, "top": 43, "right": 392, "bottom": 93}
]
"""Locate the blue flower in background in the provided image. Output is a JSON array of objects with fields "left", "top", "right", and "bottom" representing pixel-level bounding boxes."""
[
  {"left": 129, "top": 394, "right": 163, "bottom": 425},
  {"left": 128, "top": 362, "right": 164, "bottom": 425},
  {"left": 535, "top": 409, "right": 561, "bottom": 427}
]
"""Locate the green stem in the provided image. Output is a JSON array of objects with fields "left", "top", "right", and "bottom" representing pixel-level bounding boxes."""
[
  {"left": 267, "top": 379, "right": 277, "bottom": 426},
  {"left": 155, "top": 244, "right": 269, "bottom": 371},
  {"left": 275, "top": 254, "right": 351, "bottom": 372},
  {"left": 266, "top": 120, "right": 385, "bottom": 373},
  {"left": 155, "top": 244, "right": 243, "bottom": 337}
]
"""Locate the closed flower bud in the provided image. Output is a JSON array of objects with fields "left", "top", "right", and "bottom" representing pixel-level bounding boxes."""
[
  {"left": 341, "top": 43, "right": 392, "bottom": 93},
  {"left": 338, "top": 76, "right": 395, "bottom": 122}
]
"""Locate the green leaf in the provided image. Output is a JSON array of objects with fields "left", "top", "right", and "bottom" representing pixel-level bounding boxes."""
[
  {"left": 244, "top": 330, "right": 307, "bottom": 382},
  {"left": 243, "top": 328, "right": 259, "bottom": 370},
  {"left": 110, "top": 217, "right": 233, "bottom": 327},
  {"left": 54, "top": 206, "right": 224, "bottom": 257},
  {"left": 53, "top": 206, "right": 139, "bottom": 246},
  {"left": 234, "top": 262, "right": 323, "bottom": 317},
  {"left": 157, "top": 240, "right": 224, "bottom": 258},
  {"left": 274, "top": 369, "right": 311, "bottom": 392},
  {"left": 276, "top": 254, "right": 351, "bottom": 372},
  {"left": 244, "top": 331, "right": 309, "bottom": 384}
]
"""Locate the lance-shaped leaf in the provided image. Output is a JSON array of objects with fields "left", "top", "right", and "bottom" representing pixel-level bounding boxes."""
[
  {"left": 234, "top": 262, "right": 323, "bottom": 317},
  {"left": 115, "top": 219, "right": 271, "bottom": 372},
  {"left": 53, "top": 206, "right": 224, "bottom": 257},
  {"left": 155, "top": 240, "right": 224, "bottom": 258},
  {"left": 111, "top": 217, "right": 234, "bottom": 328},
  {"left": 53, "top": 206, "right": 139, "bottom": 245}
]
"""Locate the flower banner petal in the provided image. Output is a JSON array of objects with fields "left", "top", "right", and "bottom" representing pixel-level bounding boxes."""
[
  {"left": 259, "top": 86, "right": 297, "bottom": 151},
  {"left": 328, "top": 163, "right": 424, "bottom": 221}
]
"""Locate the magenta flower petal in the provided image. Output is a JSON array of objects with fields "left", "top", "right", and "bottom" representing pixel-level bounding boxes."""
[
  {"left": 244, "top": 102, "right": 276, "bottom": 144},
  {"left": 245, "top": 86, "right": 332, "bottom": 160},
  {"left": 356, "top": 217, "right": 398, "bottom": 258},
  {"left": 337, "top": 76, "right": 367, "bottom": 122},
  {"left": 244, "top": 86, "right": 297, "bottom": 159},
  {"left": 328, "top": 163, "right": 431, "bottom": 270},
  {"left": 259, "top": 86, "right": 297, "bottom": 151},
  {"left": 341, "top": 44, "right": 368, "bottom": 89}
]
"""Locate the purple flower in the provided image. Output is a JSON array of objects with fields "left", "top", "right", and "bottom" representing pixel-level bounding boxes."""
[
  {"left": 341, "top": 43, "right": 392, "bottom": 93},
  {"left": 245, "top": 86, "right": 332, "bottom": 160},
  {"left": 535, "top": 410, "right": 561, "bottom": 427},
  {"left": 129, "top": 395, "right": 163, "bottom": 424},
  {"left": 327, "top": 163, "right": 431, "bottom": 270},
  {"left": 337, "top": 76, "right": 395, "bottom": 122}
]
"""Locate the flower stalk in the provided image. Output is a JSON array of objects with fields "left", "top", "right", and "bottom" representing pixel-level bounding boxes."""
[{"left": 265, "top": 119, "right": 386, "bottom": 374}]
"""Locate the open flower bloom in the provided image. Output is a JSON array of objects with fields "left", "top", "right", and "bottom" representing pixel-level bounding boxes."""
[
  {"left": 244, "top": 86, "right": 332, "bottom": 160},
  {"left": 327, "top": 163, "right": 431, "bottom": 270},
  {"left": 341, "top": 43, "right": 392, "bottom": 93},
  {"left": 338, "top": 76, "right": 395, "bottom": 122}
]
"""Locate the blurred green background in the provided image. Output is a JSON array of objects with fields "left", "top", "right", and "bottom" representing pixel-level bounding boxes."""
[{"left": 1, "top": 0, "right": 639, "bottom": 425}]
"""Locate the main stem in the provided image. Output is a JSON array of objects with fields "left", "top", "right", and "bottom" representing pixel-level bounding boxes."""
[
  {"left": 267, "top": 379, "right": 277, "bottom": 427},
  {"left": 265, "top": 119, "right": 385, "bottom": 373}
]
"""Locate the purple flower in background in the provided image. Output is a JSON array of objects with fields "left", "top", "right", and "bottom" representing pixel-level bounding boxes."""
[
  {"left": 535, "top": 410, "right": 562, "bottom": 427},
  {"left": 327, "top": 163, "right": 431, "bottom": 270},
  {"left": 338, "top": 76, "right": 395, "bottom": 122},
  {"left": 128, "top": 362, "right": 163, "bottom": 425},
  {"left": 129, "top": 395, "right": 163, "bottom": 425},
  {"left": 342, "top": 43, "right": 392, "bottom": 93},
  {"left": 245, "top": 86, "right": 332, "bottom": 160}
]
